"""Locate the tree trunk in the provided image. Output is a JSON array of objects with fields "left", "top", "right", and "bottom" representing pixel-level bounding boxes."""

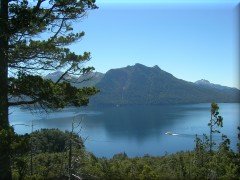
[
  {"left": 209, "top": 113, "right": 213, "bottom": 153},
  {"left": 68, "top": 122, "right": 73, "bottom": 180},
  {"left": 0, "top": 0, "right": 12, "bottom": 179}
]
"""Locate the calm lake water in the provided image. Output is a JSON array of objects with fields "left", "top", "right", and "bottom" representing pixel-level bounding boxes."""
[{"left": 9, "top": 103, "right": 240, "bottom": 158}]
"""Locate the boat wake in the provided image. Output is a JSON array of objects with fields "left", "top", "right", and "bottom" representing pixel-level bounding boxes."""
[{"left": 165, "top": 132, "right": 196, "bottom": 137}]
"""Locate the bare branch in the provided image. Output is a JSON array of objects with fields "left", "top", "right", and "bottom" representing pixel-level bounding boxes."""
[{"left": 55, "top": 66, "right": 73, "bottom": 84}]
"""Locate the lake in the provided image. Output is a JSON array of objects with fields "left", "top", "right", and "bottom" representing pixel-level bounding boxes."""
[{"left": 9, "top": 103, "right": 240, "bottom": 158}]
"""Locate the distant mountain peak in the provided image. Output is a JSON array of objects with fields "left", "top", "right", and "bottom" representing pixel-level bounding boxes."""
[
  {"left": 45, "top": 71, "right": 104, "bottom": 88},
  {"left": 134, "top": 63, "right": 147, "bottom": 68},
  {"left": 153, "top": 65, "right": 161, "bottom": 69},
  {"left": 195, "top": 79, "right": 210, "bottom": 84},
  {"left": 194, "top": 79, "right": 239, "bottom": 92},
  {"left": 92, "top": 65, "right": 240, "bottom": 105},
  {"left": 132, "top": 63, "right": 161, "bottom": 70},
  {"left": 47, "top": 71, "right": 63, "bottom": 76}
]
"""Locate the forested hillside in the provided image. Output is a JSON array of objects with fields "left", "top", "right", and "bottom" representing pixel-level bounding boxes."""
[{"left": 91, "top": 64, "right": 240, "bottom": 105}]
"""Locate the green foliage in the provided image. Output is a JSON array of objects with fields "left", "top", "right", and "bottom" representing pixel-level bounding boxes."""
[
  {"left": 9, "top": 73, "right": 99, "bottom": 108},
  {"left": 6, "top": 0, "right": 99, "bottom": 109},
  {"left": 31, "top": 152, "right": 68, "bottom": 179},
  {"left": 83, "top": 150, "right": 239, "bottom": 180},
  {"left": 10, "top": 129, "right": 85, "bottom": 179},
  {"left": 0, "top": 127, "right": 15, "bottom": 152},
  {"left": 210, "top": 102, "right": 223, "bottom": 128},
  {"left": 30, "top": 128, "right": 84, "bottom": 154},
  {"left": 9, "top": 72, "right": 99, "bottom": 110},
  {"left": 6, "top": 0, "right": 99, "bottom": 108},
  {"left": 208, "top": 102, "right": 225, "bottom": 152}
]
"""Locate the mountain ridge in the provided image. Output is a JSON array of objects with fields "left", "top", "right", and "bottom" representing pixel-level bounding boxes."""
[
  {"left": 195, "top": 79, "right": 239, "bottom": 91},
  {"left": 92, "top": 64, "right": 240, "bottom": 105},
  {"left": 45, "top": 63, "right": 240, "bottom": 105}
]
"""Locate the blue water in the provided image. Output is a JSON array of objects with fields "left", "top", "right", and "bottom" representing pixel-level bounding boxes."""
[{"left": 9, "top": 103, "right": 240, "bottom": 158}]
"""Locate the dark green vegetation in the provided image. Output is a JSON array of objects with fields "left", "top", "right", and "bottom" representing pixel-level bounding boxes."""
[
  {"left": 11, "top": 126, "right": 240, "bottom": 179},
  {"left": 0, "top": 0, "right": 98, "bottom": 178},
  {"left": 209, "top": 102, "right": 224, "bottom": 153}
]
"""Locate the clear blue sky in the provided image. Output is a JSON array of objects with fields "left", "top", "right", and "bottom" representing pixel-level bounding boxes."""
[{"left": 70, "top": 0, "right": 239, "bottom": 88}]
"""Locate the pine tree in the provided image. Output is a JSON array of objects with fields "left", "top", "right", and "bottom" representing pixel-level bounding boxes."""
[
  {"left": 209, "top": 102, "right": 223, "bottom": 152},
  {"left": 0, "top": 0, "right": 98, "bottom": 178}
]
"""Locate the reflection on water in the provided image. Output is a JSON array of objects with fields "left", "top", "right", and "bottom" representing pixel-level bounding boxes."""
[{"left": 10, "top": 103, "right": 240, "bottom": 158}]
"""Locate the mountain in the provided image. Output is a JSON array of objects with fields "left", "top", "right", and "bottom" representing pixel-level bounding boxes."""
[
  {"left": 45, "top": 71, "right": 104, "bottom": 88},
  {"left": 90, "top": 63, "right": 240, "bottom": 105},
  {"left": 44, "top": 64, "right": 240, "bottom": 105},
  {"left": 195, "top": 79, "right": 238, "bottom": 91},
  {"left": 75, "top": 72, "right": 104, "bottom": 88},
  {"left": 45, "top": 71, "right": 72, "bottom": 82}
]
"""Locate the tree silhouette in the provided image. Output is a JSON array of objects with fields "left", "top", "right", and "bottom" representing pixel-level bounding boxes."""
[{"left": 209, "top": 102, "right": 223, "bottom": 152}]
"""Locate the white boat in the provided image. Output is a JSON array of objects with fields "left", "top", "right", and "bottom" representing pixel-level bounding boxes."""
[
  {"left": 165, "top": 131, "right": 179, "bottom": 136},
  {"left": 165, "top": 131, "right": 173, "bottom": 135}
]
